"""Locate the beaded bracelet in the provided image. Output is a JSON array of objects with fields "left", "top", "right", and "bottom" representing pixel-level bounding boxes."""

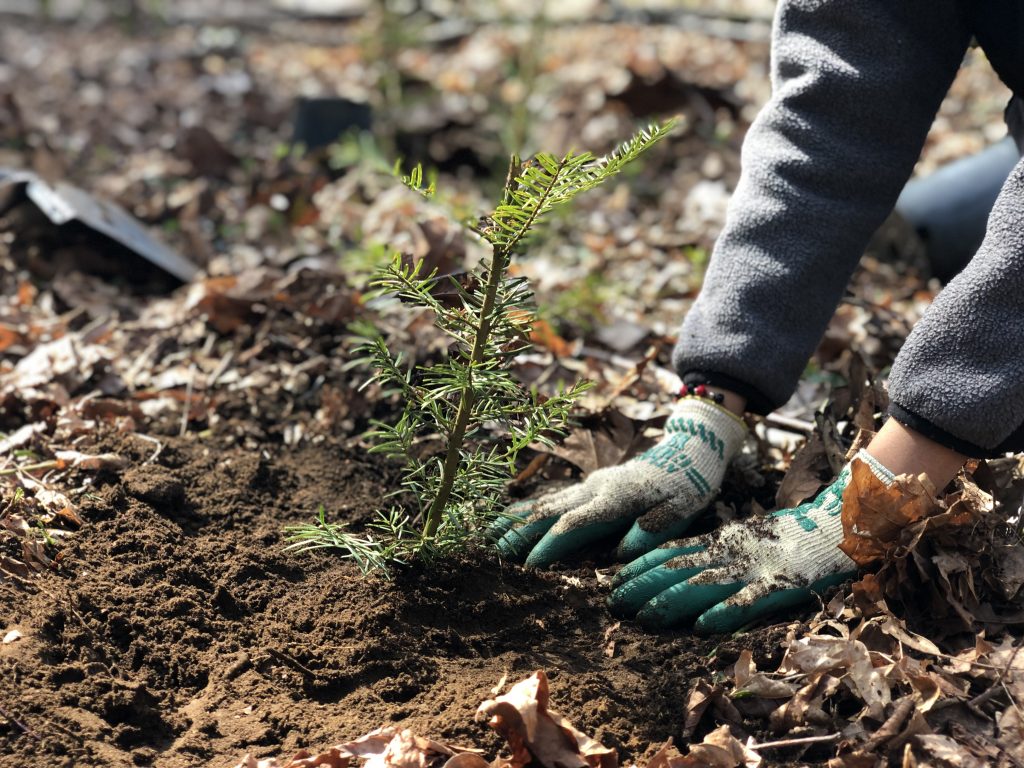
[{"left": 677, "top": 383, "right": 725, "bottom": 405}]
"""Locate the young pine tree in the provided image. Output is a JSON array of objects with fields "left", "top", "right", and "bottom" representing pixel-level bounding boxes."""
[{"left": 286, "top": 121, "right": 676, "bottom": 574}]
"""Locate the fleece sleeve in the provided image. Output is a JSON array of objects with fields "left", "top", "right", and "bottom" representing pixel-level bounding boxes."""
[
  {"left": 887, "top": 154, "right": 1024, "bottom": 456},
  {"left": 672, "top": 0, "right": 972, "bottom": 414}
]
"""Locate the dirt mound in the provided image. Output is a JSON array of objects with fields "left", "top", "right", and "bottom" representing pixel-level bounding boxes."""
[{"left": 1, "top": 431, "right": 790, "bottom": 767}]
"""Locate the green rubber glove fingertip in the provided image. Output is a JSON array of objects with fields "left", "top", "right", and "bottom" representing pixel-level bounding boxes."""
[
  {"left": 611, "top": 544, "right": 703, "bottom": 588},
  {"left": 496, "top": 518, "right": 556, "bottom": 560},
  {"left": 607, "top": 563, "right": 704, "bottom": 617},
  {"left": 616, "top": 517, "right": 699, "bottom": 561},
  {"left": 524, "top": 519, "right": 631, "bottom": 569},
  {"left": 635, "top": 581, "right": 743, "bottom": 630}
]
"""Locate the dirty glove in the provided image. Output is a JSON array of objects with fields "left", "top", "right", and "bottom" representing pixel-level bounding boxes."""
[
  {"left": 490, "top": 397, "right": 748, "bottom": 567},
  {"left": 607, "top": 450, "right": 896, "bottom": 634}
]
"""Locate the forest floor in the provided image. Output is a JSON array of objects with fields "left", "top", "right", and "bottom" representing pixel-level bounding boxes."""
[{"left": 1, "top": 4, "right": 1023, "bottom": 767}]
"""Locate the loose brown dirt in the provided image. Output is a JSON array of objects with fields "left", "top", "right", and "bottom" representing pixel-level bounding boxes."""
[{"left": 0, "top": 426, "right": 795, "bottom": 768}]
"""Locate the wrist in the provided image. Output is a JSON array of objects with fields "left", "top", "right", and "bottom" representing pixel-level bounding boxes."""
[
  {"left": 677, "top": 383, "right": 747, "bottom": 417},
  {"left": 707, "top": 387, "right": 746, "bottom": 416}
]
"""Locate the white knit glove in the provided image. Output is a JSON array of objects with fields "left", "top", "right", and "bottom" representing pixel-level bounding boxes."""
[
  {"left": 491, "top": 397, "right": 748, "bottom": 567},
  {"left": 608, "top": 449, "right": 896, "bottom": 633}
]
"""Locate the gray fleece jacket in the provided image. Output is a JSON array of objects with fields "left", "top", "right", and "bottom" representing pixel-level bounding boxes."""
[{"left": 673, "top": 0, "right": 1024, "bottom": 457}]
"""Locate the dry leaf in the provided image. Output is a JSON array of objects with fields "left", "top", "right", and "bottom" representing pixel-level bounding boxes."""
[
  {"left": 679, "top": 726, "right": 760, "bottom": 768},
  {"left": 530, "top": 319, "right": 575, "bottom": 358},
  {"left": 732, "top": 674, "right": 796, "bottom": 701},
  {"left": 825, "top": 755, "right": 878, "bottom": 768},
  {"left": 682, "top": 680, "right": 717, "bottom": 740},
  {"left": 912, "top": 735, "right": 977, "bottom": 767},
  {"left": 603, "top": 622, "right": 620, "bottom": 658},
  {"left": 0, "top": 422, "right": 45, "bottom": 454},
  {"left": 732, "top": 650, "right": 755, "bottom": 688},
  {"left": 644, "top": 741, "right": 688, "bottom": 768},
  {"left": 839, "top": 462, "right": 938, "bottom": 566},
  {"left": 477, "top": 671, "right": 616, "bottom": 768},
  {"left": 232, "top": 749, "right": 350, "bottom": 768},
  {"left": 491, "top": 674, "right": 509, "bottom": 697},
  {"left": 551, "top": 408, "right": 647, "bottom": 475},
  {"left": 442, "top": 754, "right": 492, "bottom": 768},
  {"left": 769, "top": 671, "right": 840, "bottom": 733},
  {"left": 0, "top": 556, "right": 33, "bottom": 580},
  {"left": 54, "top": 450, "right": 128, "bottom": 470},
  {"left": 781, "top": 636, "right": 890, "bottom": 720},
  {"left": 774, "top": 430, "right": 831, "bottom": 509}
]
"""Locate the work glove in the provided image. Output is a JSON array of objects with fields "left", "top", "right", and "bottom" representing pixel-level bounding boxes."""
[
  {"left": 606, "top": 449, "right": 896, "bottom": 634},
  {"left": 490, "top": 397, "right": 748, "bottom": 567}
]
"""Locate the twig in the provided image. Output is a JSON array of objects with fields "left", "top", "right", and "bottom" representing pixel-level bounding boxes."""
[
  {"left": 179, "top": 364, "right": 196, "bottom": 438},
  {"left": 968, "top": 680, "right": 1005, "bottom": 711},
  {"left": 132, "top": 433, "right": 164, "bottom": 465},
  {"left": 764, "top": 413, "right": 816, "bottom": 436},
  {"left": 266, "top": 648, "right": 317, "bottom": 678},
  {"left": 0, "top": 460, "right": 59, "bottom": 476},
  {"left": 748, "top": 733, "right": 840, "bottom": 750},
  {"left": 208, "top": 350, "right": 235, "bottom": 388},
  {"left": 0, "top": 705, "right": 41, "bottom": 741}
]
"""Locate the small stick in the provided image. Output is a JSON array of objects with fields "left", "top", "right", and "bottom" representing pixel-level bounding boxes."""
[
  {"left": 179, "top": 364, "right": 196, "bottom": 438},
  {"left": 748, "top": 733, "right": 840, "bottom": 750},
  {"left": 0, "top": 460, "right": 59, "bottom": 476},
  {"left": 968, "top": 681, "right": 1005, "bottom": 710},
  {"left": 763, "top": 414, "right": 816, "bottom": 435},
  {"left": 132, "top": 432, "right": 164, "bottom": 465},
  {"left": 266, "top": 648, "right": 317, "bottom": 679},
  {"left": 0, "top": 705, "right": 41, "bottom": 741}
]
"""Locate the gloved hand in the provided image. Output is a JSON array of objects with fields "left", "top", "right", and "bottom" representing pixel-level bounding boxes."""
[
  {"left": 489, "top": 397, "right": 748, "bottom": 567},
  {"left": 606, "top": 449, "right": 896, "bottom": 634}
]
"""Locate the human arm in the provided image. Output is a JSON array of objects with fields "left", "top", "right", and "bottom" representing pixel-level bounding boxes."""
[{"left": 675, "top": 0, "right": 972, "bottom": 412}]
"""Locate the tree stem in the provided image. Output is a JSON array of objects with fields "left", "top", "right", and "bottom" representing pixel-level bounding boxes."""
[
  {"left": 422, "top": 155, "right": 567, "bottom": 541},
  {"left": 422, "top": 248, "right": 508, "bottom": 539}
]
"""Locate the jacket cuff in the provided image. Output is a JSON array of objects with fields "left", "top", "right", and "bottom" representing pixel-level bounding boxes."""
[
  {"left": 887, "top": 401, "right": 1024, "bottom": 458},
  {"left": 681, "top": 370, "right": 775, "bottom": 416}
]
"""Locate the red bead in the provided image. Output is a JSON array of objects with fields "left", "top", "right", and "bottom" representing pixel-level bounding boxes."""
[
  {"left": 678, "top": 385, "right": 688, "bottom": 397},
  {"left": 695, "top": 385, "right": 707, "bottom": 397}
]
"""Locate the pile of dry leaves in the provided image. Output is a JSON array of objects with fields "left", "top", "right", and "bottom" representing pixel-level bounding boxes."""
[{"left": 236, "top": 617, "right": 1024, "bottom": 768}]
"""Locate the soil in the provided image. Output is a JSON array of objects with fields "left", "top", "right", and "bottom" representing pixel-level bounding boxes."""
[{"left": 0, "top": 423, "right": 795, "bottom": 768}]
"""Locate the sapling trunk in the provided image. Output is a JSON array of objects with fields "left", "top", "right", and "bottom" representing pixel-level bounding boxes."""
[
  {"left": 422, "top": 248, "right": 506, "bottom": 538},
  {"left": 422, "top": 156, "right": 564, "bottom": 539}
]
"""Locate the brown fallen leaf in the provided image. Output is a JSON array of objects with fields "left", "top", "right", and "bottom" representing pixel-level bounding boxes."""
[
  {"left": 839, "top": 461, "right": 939, "bottom": 566},
  {"left": 0, "top": 322, "right": 24, "bottom": 353},
  {"left": 54, "top": 450, "right": 128, "bottom": 470},
  {"left": 780, "top": 636, "right": 890, "bottom": 721},
  {"left": 530, "top": 318, "right": 575, "bottom": 358},
  {"left": 729, "top": 650, "right": 795, "bottom": 701},
  {"left": 441, "top": 754, "right": 492, "bottom": 768},
  {"left": 644, "top": 741, "right": 688, "bottom": 768},
  {"left": 769, "top": 671, "right": 840, "bottom": 734},
  {"left": 774, "top": 430, "right": 831, "bottom": 510},
  {"left": 825, "top": 755, "right": 877, "bottom": 768},
  {"left": 551, "top": 408, "right": 646, "bottom": 475},
  {"left": 682, "top": 680, "right": 717, "bottom": 740},
  {"left": 603, "top": 622, "right": 620, "bottom": 658},
  {"left": 0, "top": 556, "right": 33, "bottom": 580},
  {"left": 678, "top": 725, "right": 760, "bottom": 768},
  {"left": 362, "top": 729, "right": 454, "bottom": 768},
  {"left": 232, "top": 727, "right": 484, "bottom": 768},
  {"left": 232, "top": 750, "right": 349, "bottom": 768},
  {"left": 477, "top": 671, "right": 616, "bottom": 768}
]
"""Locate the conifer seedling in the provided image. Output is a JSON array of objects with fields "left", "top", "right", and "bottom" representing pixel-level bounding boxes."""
[{"left": 285, "top": 121, "right": 676, "bottom": 574}]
